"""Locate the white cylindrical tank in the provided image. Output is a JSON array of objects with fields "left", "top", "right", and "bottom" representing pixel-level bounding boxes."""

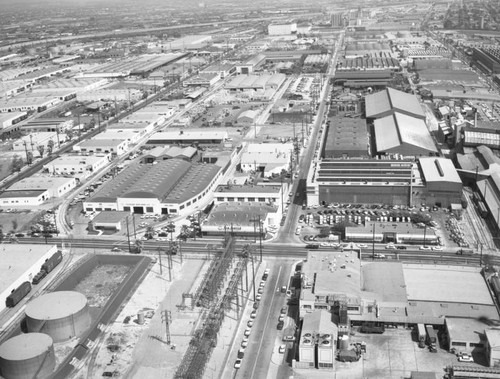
[
  {"left": 25, "top": 291, "right": 91, "bottom": 343},
  {"left": 0, "top": 333, "right": 55, "bottom": 379}
]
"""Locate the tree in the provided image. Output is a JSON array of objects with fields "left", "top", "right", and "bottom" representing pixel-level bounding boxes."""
[
  {"left": 66, "top": 129, "right": 74, "bottom": 140},
  {"left": 26, "top": 151, "right": 33, "bottom": 165},
  {"left": 37, "top": 144, "right": 45, "bottom": 158},
  {"left": 47, "top": 140, "right": 55, "bottom": 156},
  {"left": 11, "top": 220, "right": 18, "bottom": 232},
  {"left": 10, "top": 154, "right": 24, "bottom": 173}
]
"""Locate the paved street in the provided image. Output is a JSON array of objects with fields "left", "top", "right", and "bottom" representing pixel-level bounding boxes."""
[{"left": 220, "top": 258, "right": 295, "bottom": 379}]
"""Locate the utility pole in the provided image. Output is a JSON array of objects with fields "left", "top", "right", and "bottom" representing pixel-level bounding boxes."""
[
  {"left": 126, "top": 216, "right": 132, "bottom": 253},
  {"left": 371, "top": 222, "right": 375, "bottom": 260},
  {"left": 158, "top": 247, "right": 163, "bottom": 275},
  {"left": 161, "top": 310, "right": 172, "bottom": 345}
]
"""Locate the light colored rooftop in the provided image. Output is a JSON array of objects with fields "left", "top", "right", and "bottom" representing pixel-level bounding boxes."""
[
  {"left": 446, "top": 317, "right": 488, "bottom": 342},
  {"left": 485, "top": 329, "right": 500, "bottom": 348},
  {"left": 419, "top": 157, "right": 462, "bottom": 183},
  {"left": 150, "top": 128, "right": 228, "bottom": 141},
  {"left": 361, "top": 262, "right": 407, "bottom": 302},
  {"left": 302, "top": 250, "right": 361, "bottom": 298},
  {"left": 0, "top": 244, "right": 57, "bottom": 295},
  {"left": 403, "top": 264, "right": 493, "bottom": 305},
  {"left": 9, "top": 176, "right": 74, "bottom": 191},
  {"left": 0, "top": 112, "right": 26, "bottom": 124},
  {"left": 374, "top": 112, "right": 437, "bottom": 153},
  {"left": 48, "top": 154, "right": 109, "bottom": 165}
]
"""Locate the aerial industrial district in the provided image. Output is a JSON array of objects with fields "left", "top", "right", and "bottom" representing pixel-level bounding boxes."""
[{"left": 5, "top": 1, "right": 500, "bottom": 379}]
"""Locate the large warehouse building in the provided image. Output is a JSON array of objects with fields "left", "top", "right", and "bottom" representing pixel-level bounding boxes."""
[
  {"left": 299, "top": 250, "right": 498, "bottom": 326},
  {"left": 306, "top": 159, "right": 415, "bottom": 206},
  {"left": 306, "top": 156, "right": 460, "bottom": 207},
  {"left": 0, "top": 244, "right": 59, "bottom": 313},
  {"left": 323, "top": 117, "right": 369, "bottom": 158},
  {"left": 419, "top": 157, "right": 463, "bottom": 208},
  {"left": 373, "top": 112, "right": 437, "bottom": 156},
  {"left": 365, "top": 87, "right": 426, "bottom": 120},
  {"left": 83, "top": 159, "right": 222, "bottom": 215}
]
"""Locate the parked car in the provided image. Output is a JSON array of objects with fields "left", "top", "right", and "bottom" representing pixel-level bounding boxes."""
[
  {"left": 458, "top": 353, "right": 474, "bottom": 362},
  {"left": 279, "top": 345, "right": 286, "bottom": 354},
  {"left": 234, "top": 359, "right": 242, "bottom": 369}
]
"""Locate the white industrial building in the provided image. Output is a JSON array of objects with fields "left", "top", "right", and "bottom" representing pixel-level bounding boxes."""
[
  {"left": 268, "top": 22, "right": 297, "bottom": 35},
  {"left": 0, "top": 176, "right": 77, "bottom": 207},
  {"left": 93, "top": 129, "right": 142, "bottom": 145},
  {"left": 0, "top": 244, "right": 59, "bottom": 313},
  {"left": 43, "top": 154, "right": 110, "bottom": 177},
  {"left": 83, "top": 159, "right": 223, "bottom": 215},
  {"left": 74, "top": 138, "right": 129, "bottom": 156},
  {"left": 0, "top": 95, "right": 62, "bottom": 113},
  {"left": 240, "top": 143, "right": 293, "bottom": 176}
]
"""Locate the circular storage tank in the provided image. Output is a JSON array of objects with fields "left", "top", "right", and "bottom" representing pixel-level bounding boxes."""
[
  {"left": 25, "top": 291, "right": 91, "bottom": 343},
  {"left": 0, "top": 333, "right": 55, "bottom": 379}
]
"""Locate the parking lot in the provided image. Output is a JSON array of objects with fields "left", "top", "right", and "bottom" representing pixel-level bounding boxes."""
[{"left": 295, "top": 202, "right": 471, "bottom": 250}]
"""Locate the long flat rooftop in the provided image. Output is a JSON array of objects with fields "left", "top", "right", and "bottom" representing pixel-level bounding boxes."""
[
  {"left": 0, "top": 244, "right": 56, "bottom": 295},
  {"left": 403, "top": 264, "right": 493, "bottom": 305}
]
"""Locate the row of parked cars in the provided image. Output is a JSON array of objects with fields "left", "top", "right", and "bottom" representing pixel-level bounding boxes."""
[{"left": 235, "top": 268, "right": 270, "bottom": 369}]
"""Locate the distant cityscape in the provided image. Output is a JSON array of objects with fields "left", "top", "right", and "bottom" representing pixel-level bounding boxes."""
[{"left": 3, "top": 1, "right": 500, "bottom": 379}]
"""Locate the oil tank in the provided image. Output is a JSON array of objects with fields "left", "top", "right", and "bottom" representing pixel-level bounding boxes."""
[
  {"left": 0, "top": 333, "right": 55, "bottom": 379},
  {"left": 25, "top": 291, "right": 91, "bottom": 343}
]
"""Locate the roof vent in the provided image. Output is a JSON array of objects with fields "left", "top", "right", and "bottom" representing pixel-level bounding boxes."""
[{"left": 434, "top": 159, "right": 444, "bottom": 177}]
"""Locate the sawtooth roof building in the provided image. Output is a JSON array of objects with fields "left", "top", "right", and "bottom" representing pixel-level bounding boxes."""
[
  {"left": 373, "top": 112, "right": 437, "bottom": 156},
  {"left": 83, "top": 159, "right": 222, "bottom": 215},
  {"left": 365, "top": 87, "right": 426, "bottom": 120}
]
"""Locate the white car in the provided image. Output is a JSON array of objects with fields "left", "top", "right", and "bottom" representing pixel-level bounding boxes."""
[
  {"left": 419, "top": 245, "right": 432, "bottom": 250},
  {"left": 241, "top": 340, "right": 248, "bottom": 348},
  {"left": 247, "top": 320, "right": 254, "bottom": 328},
  {"left": 385, "top": 244, "right": 396, "bottom": 250},
  {"left": 432, "top": 246, "right": 443, "bottom": 251},
  {"left": 256, "top": 294, "right": 262, "bottom": 301},
  {"left": 278, "top": 315, "right": 285, "bottom": 322},
  {"left": 244, "top": 329, "right": 251, "bottom": 337},
  {"left": 234, "top": 359, "right": 242, "bottom": 369},
  {"left": 279, "top": 345, "right": 286, "bottom": 354},
  {"left": 374, "top": 253, "right": 386, "bottom": 259},
  {"left": 458, "top": 354, "right": 474, "bottom": 362},
  {"left": 357, "top": 244, "right": 368, "bottom": 248}
]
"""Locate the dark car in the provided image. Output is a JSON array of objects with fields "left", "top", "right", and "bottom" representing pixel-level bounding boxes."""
[
  {"left": 277, "top": 321, "right": 284, "bottom": 330},
  {"left": 305, "top": 244, "right": 319, "bottom": 249}
]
